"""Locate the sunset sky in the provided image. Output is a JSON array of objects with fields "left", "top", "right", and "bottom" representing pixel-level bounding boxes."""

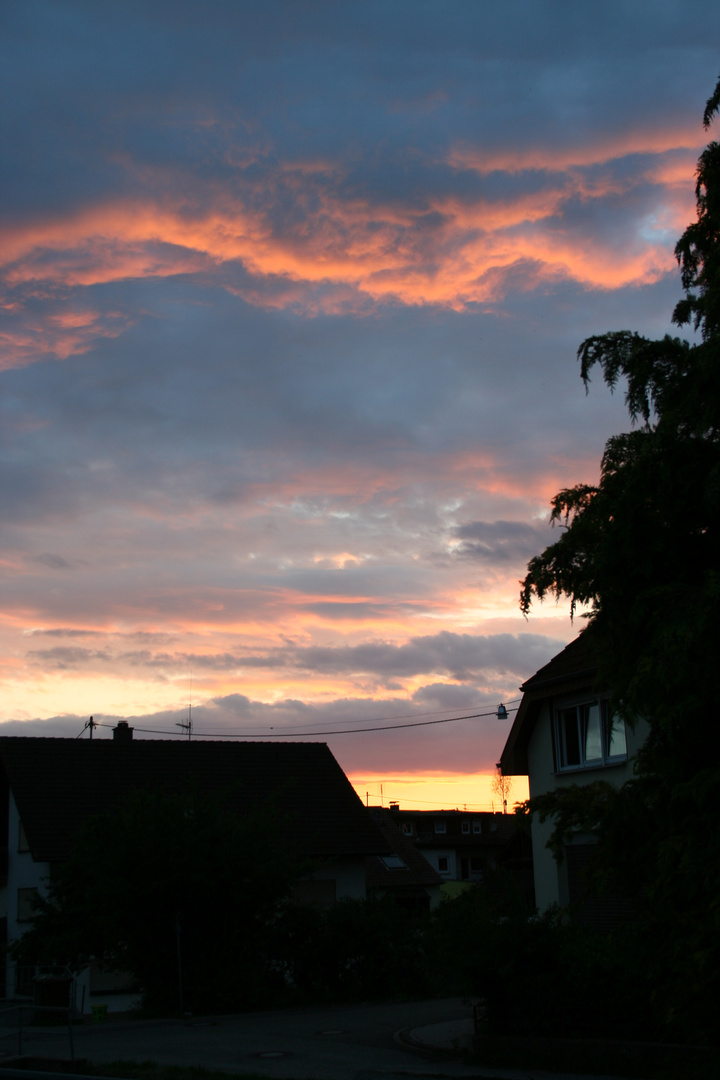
[{"left": 1, "top": 1, "right": 718, "bottom": 809}]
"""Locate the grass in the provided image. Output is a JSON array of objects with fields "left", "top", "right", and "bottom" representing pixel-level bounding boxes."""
[
  {"left": 469, "top": 1038, "right": 719, "bottom": 1080},
  {"left": 81, "top": 1062, "right": 317, "bottom": 1080}
]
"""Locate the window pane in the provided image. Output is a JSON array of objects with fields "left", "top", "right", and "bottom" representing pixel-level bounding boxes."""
[
  {"left": 559, "top": 708, "right": 581, "bottom": 766},
  {"left": 583, "top": 703, "right": 603, "bottom": 762},
  {"left": 606, "top": 712, "right": 627, "bottom": 758}
]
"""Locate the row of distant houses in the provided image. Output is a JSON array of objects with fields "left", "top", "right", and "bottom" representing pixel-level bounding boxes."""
[{"left": 1, "top": 631, "right": 638, "bottom": 1010}]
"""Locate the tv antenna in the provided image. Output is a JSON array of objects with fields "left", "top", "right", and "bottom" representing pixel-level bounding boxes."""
[
  {"left": 77, "top": 715, "right": 97, "bottom": 739},
  {"left": 176, "top": 671, "right": 193, "bottom": 740}
]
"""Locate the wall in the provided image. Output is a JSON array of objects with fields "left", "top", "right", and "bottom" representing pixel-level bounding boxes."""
[
  {"left": 6, "top": 789, "right": 50, "bottom": 998},
  {"left": 526, "top": 700, "right": 648, "bottom": 911}
]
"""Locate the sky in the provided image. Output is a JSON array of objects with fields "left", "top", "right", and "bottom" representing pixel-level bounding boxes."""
[{"left": 1, "top": 1, "right": 718, "bottom": 809}]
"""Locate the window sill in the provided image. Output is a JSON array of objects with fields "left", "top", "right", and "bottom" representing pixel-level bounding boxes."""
[{"left": 554, "top": 758, "right": 628, "bottom": 776}]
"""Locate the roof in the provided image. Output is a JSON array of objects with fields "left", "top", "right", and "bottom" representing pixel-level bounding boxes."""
[
  {"left": 365, "top": 808, "right": 442, "bottom": 891},
  {"left": 0, "top": 737, "right": 389, "bottom": 862},
  {"left": 500, "top": 634, "right": 599, "bottom": 776}
]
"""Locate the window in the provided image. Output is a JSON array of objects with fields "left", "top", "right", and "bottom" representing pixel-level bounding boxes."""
[
  {"left": 472, "top": 820, "right": 482, "bottom": 834},
  {"left": 554, "top": 699, "right": 627, "bottom": 771},
  {"left": 438, "top": 856, "right": 449, "bottom": 872},
  {"left": 401, "top": 822, "right": 414, "bottom": 835},
  {"left": 461, "top": 822, "right": 470, "bottom": 834},
  {"left": 434, "top": 820, "right": 446, "bottom": 834},
  {"left": 380, "top": 854, "right": 407, "bottom": 869}
]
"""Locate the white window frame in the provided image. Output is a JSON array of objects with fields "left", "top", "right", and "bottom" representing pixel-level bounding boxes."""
[{"left": 553, "top": 696, "right": 627, "bottom": 772}]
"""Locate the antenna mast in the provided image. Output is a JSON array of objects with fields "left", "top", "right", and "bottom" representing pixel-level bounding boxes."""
[{"left": 176, "top": 671, "right": 193, "bottom": 740}]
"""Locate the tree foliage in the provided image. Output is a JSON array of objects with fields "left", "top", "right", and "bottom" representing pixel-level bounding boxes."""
[
  {"left": 519, "top": 76, "right": 720, "bottom": 1044},
  {"left": 521, "top": 75, "right": 720, "bottom": 753},
  {"left": 13, "top": 787, "right": 306, "bottom": 1014}
]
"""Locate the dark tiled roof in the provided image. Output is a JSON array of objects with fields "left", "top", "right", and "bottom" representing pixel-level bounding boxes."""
[
  {"left": 365, "top": 808, "right": 442, "bottom": 890},
  {"left": 500, "top": 633, "right": 599, "bottom": 775},
  {"left": 519, "top": 633, "right": 597, "bottom": 692},
  {"left": 0, "top": 738, "right": 388, "bottom": 862}
]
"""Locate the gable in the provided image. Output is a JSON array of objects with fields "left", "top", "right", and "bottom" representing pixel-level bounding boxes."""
[{"left": 500, "top": 634, "right": 599, "bottom": 775}]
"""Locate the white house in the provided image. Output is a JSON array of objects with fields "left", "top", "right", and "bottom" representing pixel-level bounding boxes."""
[
  {"left": 499, "top": 634, "right": 648, "bottom": 924},
  {"left": 0, "top": 726, "right": 388, "bottom": 1009}
]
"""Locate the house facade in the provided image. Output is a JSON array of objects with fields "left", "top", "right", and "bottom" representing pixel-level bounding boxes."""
[
  {"left": 500, "top": 634, "right": 648, "bottom": 921},
  {"left": 365, "top": 807, "right": 443, "bottom": 911},
  {"left": 377, "top": 805, "right": 534, "bottom": 907},
  {"left": 0, "top": 727, "right": 388, "bottom": 1008}
]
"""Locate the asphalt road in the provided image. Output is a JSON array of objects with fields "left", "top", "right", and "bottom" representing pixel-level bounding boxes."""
[{"left": 2, "top": 998, "right": 492, "bottom": 1080}]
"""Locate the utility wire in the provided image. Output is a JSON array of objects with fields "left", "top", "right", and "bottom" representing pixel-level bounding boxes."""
[
  {"left": 95, "top": 703, "right": 518, "bottom": 739},
  {"left": 257, "top": 696, "right": 523, "bottom": 731}
]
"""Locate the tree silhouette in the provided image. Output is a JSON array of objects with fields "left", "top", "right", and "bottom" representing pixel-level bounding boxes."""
[
  {"left": 520, "top": 74, "right": 720, "bottom": 1044},
  {"left": 491, "top": 766, "right": 513, "bottom": 813}
]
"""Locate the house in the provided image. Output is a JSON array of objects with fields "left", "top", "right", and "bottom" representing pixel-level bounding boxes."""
[
  {"left": 0, "top": 725, "right": 388, "bottom": 1007},
  {"left": 365, "top": 807, "right": 443, "bottom": 911},
  {"left": 379, "top": 805, "right": 534, "bottom": 907},
  {"left": 499, "top": 634, "right": 648, "bottom": 925}
]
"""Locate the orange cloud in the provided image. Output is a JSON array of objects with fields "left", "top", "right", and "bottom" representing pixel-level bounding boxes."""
[
  {"left": 0, "top": 307, "right": 133, "bottom": 369},
  {"left": 1, "top": 127, "right": 700, "bottom": 368},
  {"left": 447, "top": 123, "right": 705, "bottom": 175}
]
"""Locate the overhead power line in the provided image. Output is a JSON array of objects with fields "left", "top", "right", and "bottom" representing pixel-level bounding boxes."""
[{"left": 94, "top": 702, "right": 518, "bottom": 740}]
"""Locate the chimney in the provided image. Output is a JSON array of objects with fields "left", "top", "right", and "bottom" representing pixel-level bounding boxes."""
[{"left": 113, "top": 720, "right": 134, "bottom": 742}]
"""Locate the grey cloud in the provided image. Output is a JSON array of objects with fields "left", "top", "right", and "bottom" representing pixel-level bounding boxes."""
[
  {"left": 453, "top": 520, "right": 550, "bottom": 562},
  {"left": 20, "top": 632, "right": 562, "bottom": 685},
  {"left": 292, "top": 631, "right": 561, "bottom": 681},
  {"left": 28, "top": 646, "right": 111, "bottom": 669},
  {"left": 3, "top": 1, "right": 718, "bottom": 234},
  {"left": 300, "top": 602, "right": 396, "bottom": 620},
  {"left": 32, "top": 553, "right": 72, "bottom": 569},
  {"left": 0, "top": 289, "right": 635, "bottom": 539},
  {"left": 411, "top": 683, "right": 487, "bottom": 710}
]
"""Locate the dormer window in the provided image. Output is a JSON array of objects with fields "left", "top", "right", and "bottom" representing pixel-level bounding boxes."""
[
  {"left": 554, "top": 698, "right": 627, "bottom": 771},
  {"left": 380, "top": 854, "right": 407, "bottom": 869},
  {"left": 434, "top": 820, "right": 446, "bottom": 834}
]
